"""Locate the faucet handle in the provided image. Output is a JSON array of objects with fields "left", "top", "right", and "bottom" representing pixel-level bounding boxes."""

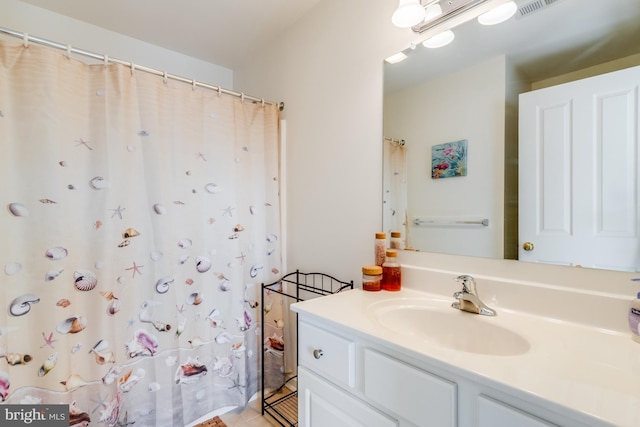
[{"left": 455, "top": 274, "right": 477, "bottom": 294}]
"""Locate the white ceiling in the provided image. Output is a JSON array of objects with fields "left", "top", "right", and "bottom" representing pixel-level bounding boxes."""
[
  {"left": 16, "top": 0, "right": 640, "bottom": 86},
  {"left": 17, "top": 0, "right": 323, "bottom": 69}
]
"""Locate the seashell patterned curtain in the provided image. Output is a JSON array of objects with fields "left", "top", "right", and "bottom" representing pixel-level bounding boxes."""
[
  {"left": 382, "top": 139, "right": 408, "bottom": 247},
  {"left": 0, "top": 39, "right": 282, "bottom": 426}
]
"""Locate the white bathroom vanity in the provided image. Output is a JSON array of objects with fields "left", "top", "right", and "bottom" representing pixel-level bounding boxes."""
[{"left": 292, "top": 262, "right": 639, "bottom": 427}]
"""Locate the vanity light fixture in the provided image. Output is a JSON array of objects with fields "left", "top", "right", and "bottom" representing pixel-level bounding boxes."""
[
  {"left": 398, "top": 0, "right": 517, "bottom": 33},
  {"left": 477, "top": 1, "right": 517, "bottom": 25},
  {"left": 385, "top": 52, "right": 408, "bottom": 64},
  {"left": 422, "top": 30, "right": 455, "bottom": 48},
  {"left": 392, "top": 0, "right": 426, "bottom": 28},
  {"left": 386, "top": 0, "right": 517, "bottom": 62}
]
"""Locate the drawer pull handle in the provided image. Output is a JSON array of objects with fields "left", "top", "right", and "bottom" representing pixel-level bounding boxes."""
[{"left": 313, "top": 349, "right": 324, "bottom": 359}]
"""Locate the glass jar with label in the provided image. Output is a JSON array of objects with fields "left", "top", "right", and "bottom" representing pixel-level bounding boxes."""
[
  {"left": 362, "top": 265, "right": 383, "bottom": 292},
  {"left": 381, "top": 249, "right": 401, "bottom": 291}
]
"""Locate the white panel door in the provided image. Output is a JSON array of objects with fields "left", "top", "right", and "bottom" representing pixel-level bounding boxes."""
[{"left": 519, "top": 66, "right": 640, "bottom": 271}]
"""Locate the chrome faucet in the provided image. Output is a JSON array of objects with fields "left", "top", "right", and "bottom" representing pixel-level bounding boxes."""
[{"left": 451, "top": 275, "right": 496, "bottom": 316}]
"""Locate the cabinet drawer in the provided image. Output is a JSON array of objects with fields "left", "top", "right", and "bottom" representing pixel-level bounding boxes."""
[
  {"left": 478, "top": 395, "right": 558, "bottom": 427},
  {"left": 298, "top": 320, "right": 355, "bottom": 388},
  {"left": 364, "top": 349, "right": 456, "bottom": 427}
]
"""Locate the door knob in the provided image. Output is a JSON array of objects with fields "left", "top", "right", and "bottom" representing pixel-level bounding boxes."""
[{"left": 522, "top": 242, "right": 534, "bottom": 251}]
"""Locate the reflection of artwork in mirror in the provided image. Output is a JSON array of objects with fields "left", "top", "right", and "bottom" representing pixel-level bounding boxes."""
[{"left": 431, "top": 139, "right": 467, "bottom": 179}]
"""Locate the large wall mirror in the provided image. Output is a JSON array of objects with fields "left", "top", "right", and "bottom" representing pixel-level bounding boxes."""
[{"left": 383, "top": 0, "right": 640, "bottom": 272}]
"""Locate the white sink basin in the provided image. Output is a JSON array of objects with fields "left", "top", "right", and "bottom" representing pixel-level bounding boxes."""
[{"left": 369, "top": 298, "right": 530, "bottom": 356}]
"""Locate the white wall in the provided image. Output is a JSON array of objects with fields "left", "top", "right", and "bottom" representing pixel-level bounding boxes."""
[
  {"left": 504, "top": 58, "right": 529, "bottom": 260},
  {"left": 235, "top": 0, "right": 414, "bottom": 282},
  {"left": 235, "top": 0, "right": 639, "bottom": 293},
  {"left": 1, "top": 0, "right": 233, "bottom": 88},
  {"left": 384, "top": 55, "right": 505, "bottom": 259}
]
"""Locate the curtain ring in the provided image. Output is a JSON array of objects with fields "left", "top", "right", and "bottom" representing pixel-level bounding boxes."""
[
  {"left": 66, "top": 45, "right": 72, "bottom": 59},
  {"left": 217, "top": 87, "right": 222, "bottom": 97},
  {"left": 163, "top": 71, "right": 168, "bottom": 84},
  {"left": 261, "top": 98, "right": 265, "bottom": 108},
  {"left": 192, "top": 79, "right": 197, "bottom": 91},
  {"left": 241, "top": 93, "right": 245, "bottom": 103},
  {"left": 23, "top": 33, "right": 29, "bottom": 48},
  {"left": 130, "top": 62, "right": 136, "bottom": 76},
  {"left": 103, "top": 54, "right": 109, "bottom": 68}
]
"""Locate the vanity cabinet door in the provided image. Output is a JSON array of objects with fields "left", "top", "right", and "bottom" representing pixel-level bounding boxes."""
[
  {"left": 363, "top": 349, "right": 456, "bottom": 427},
  {"left": 299, "top": 367, "right": 398, "bottom": 427},
  {"left": 478, "top": 395, "right": 558, "bottom": 427}
]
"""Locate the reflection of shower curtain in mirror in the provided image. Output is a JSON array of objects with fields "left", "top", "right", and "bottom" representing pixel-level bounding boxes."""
[
  {"left": 383, "top": 139, "right": 408, "bottom": 247},
  {"left": 0, "top": 40, "right": 282, "bottom": 426}
]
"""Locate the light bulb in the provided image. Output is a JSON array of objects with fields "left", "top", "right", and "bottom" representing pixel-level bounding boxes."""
[
  {"left": 478, "top": 1, "right": 517, "bottom": 25},
  {"left": 392, "top": 0, "right": 426, "bottom": 28},
  {"left": 422, "top": 30, "right": 455, "bottom": 48},
  {"left": 385, "top": 52, "right": 408, "bottom": 64}
]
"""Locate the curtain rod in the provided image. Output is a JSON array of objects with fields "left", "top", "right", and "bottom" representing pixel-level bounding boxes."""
[
  {"left": 384, "top": 136, "right": 405, "bottom": 146},
  {"left": 0, "top": 26, "right": 284, "bottom": 111}
]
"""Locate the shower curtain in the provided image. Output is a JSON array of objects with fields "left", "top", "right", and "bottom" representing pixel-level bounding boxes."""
[
  {"left": 383, "top": 139, "right": 408, "bottom": 247},
  {"left": 0, "top": 40, "right": 282, "bottom": 426}
]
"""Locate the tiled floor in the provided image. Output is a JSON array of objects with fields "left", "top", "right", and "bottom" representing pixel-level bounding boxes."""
[{"left": 217, "top": 395, "right": 282, "bottom": 427}]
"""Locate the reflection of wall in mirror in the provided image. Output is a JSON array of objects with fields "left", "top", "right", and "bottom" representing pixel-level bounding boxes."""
[{"left": 384, "top": 55, "right": 514, "bottom": 259}]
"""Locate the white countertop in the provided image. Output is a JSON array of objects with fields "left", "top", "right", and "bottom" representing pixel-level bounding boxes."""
[{"left": 292, "top": 287, "right": 640, "bottom": 427}]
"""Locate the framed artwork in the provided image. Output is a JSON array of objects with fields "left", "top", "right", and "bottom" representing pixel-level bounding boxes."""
[{"left": 431, "top": 139, "right": 467, "bottom": 179}]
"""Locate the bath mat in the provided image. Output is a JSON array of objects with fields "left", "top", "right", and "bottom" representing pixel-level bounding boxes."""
[{"left": 193, "top": 415, "right": 228, "bottom": 427}]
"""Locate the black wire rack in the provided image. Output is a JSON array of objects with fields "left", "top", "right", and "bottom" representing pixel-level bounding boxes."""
[{"left": 261, "top": 270, "right": 354, "bottom": 426}]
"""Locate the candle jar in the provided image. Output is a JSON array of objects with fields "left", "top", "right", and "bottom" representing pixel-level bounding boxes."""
[{"left": 362, "top": 265, "right": 383, "bottom": 292}]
